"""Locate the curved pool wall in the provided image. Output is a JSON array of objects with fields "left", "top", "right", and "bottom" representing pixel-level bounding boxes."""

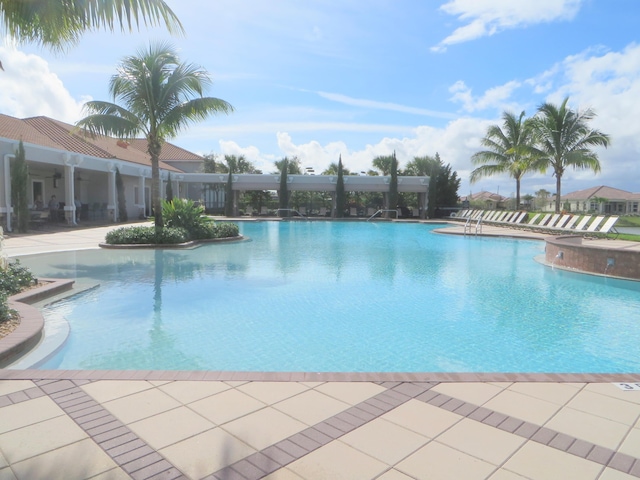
[
  {"left": 11, "top": 221, "right": 640, "bottom": 373},
  {"left": 546, "top": 235, "right": 640, "bottom": 280}
]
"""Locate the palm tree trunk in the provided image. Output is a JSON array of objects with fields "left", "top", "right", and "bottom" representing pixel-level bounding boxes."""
[
  {"left": 148, "top": 136, "right": 163, "bottom": 229},
  {"left": 555, "top": 175, "right": 562, "bottom": 213},
  {"left": 516, "top": 179, "right": 521, "bottom": 210}
]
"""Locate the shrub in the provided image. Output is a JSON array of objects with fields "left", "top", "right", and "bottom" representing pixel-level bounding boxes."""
[
  {"left": 105, "top": 226, "right": 189, "bottom": 245},
  {"left": 0, "top": 292, "right": 13, "bottom": 323},
  {"left": 213, "top": 222, "right": 240, "bottom": 238},
  {"left": 0, "top": 260, "right": 37, "bottom": 295},
  {"left": 0, "top": 260, "right": 36, "bottom": 323},
  {"left": 162, "top": 198, "right": 212, "bottom": 236}
]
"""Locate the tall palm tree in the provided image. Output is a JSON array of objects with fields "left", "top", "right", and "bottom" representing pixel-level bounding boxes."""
[
  {"left": 1, "top": 0, "right": 182, "bottom": 50},
  {"left": 470, "top": 111, "right": 539, "bottom": 209},
  {"left": 533, "top": 97, "right": 610, "bottom": 213},
  {"left": 372, "top": 155, "right": 394, "bottom": 176},
  {"left": 77, "top": 42, "right": 233, "bottom": 229}
]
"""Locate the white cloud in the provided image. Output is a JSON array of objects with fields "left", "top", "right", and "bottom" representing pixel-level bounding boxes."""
[
  {"left": 316, "top": 91, "right": 458, "bottom": 119},
  {"left": 0, "top": 46, "right": 89, "bottom": 122},
  {"left": 449, "top": 80, "right": 522, "bottom": 112},
  {"left": 212, "top": 118, "right": 491, "bottom": 182},
  {"left": 433, "top": 0, "right": 583, "bottom": 51}
]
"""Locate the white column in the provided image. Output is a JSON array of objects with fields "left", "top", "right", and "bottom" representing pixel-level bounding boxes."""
[{"left": 107, "top": 163, "right": 117, "bottom": 222}]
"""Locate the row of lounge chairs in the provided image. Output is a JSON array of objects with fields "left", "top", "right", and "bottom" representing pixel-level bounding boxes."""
[{"left": 453, "top": 209, "right": 620, "bottom": 237}]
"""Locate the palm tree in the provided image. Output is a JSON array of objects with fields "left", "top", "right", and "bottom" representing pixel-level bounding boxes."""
[
  {"left": 77, "top": 42, "right": 233, "bottom": 229},
  {"left": 470, "top": 111, "right": 540, "bottom": 209},
  {"left": 1, "top": 0, "right": 182, "bottom": 50},
  {"left": 532, "top": 97, "right": 610, "bottom": 213},
  {"left": 372, "top": 155, "right": 394, "bottom": 176}
]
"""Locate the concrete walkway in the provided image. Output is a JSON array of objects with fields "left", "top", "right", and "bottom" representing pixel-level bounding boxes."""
[{"left": 1, "top": 222, "right": 640, "bottom": 479}]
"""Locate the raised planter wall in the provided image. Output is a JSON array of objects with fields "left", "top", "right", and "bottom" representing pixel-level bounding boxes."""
[{"left": 545, "top": 236, "right": 640, "bottom": 281}]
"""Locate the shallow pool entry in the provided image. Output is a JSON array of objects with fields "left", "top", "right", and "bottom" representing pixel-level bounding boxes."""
[{"left": 17, "top": 222, "right": 640, "bottom": 372}]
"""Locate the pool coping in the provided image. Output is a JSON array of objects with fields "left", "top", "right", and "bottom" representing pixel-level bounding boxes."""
[
  {"left": 2, "top": 369, "right": 640, "bottom": 383},
  {"left": 0, "top": 278, "right": 74, "bottom": 367}
]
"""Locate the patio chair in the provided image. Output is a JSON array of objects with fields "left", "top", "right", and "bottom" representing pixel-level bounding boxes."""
[
  {"left": 526, "top": 213, "right": 541, "bottom": 225},
  {"left": 572, "top": 215, "right": 592, "bottom": 232},
  {"left": 584, "top": 215, "right": 605, "bottom": 234},
  {"left": 597, "top": 216, "right": 620, "bottom": 238},
  {"left": 510, "top": 211, "right": 528, "bottom": 224}
]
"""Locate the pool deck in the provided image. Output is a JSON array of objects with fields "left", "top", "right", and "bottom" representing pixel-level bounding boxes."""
[{"left": 1, "top": 221, "right": 640, "bottom": 479}]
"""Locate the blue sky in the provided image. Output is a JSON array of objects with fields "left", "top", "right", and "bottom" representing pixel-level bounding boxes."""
[{"left": 1, "top": 0, "right": 640, "bottom": 198}]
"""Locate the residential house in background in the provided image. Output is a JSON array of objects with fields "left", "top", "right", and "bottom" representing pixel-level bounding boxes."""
[
  {"left": 543, "top": 186, "right": 640, "bottom": 214},
  {"left": 460, "top": 191, "right": 508, "bottom": 210}
]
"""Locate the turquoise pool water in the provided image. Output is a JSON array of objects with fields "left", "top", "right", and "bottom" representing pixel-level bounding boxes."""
[{"left": 20, "top": 221, "right": 640, "bottom": 372}]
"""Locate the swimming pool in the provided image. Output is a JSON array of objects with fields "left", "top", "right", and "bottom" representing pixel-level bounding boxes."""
[{"left": 18, "top": 221, "right": 640, "bottom": 373}]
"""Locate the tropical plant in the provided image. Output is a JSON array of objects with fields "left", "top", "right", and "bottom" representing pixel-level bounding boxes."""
[
  {"left": 470, "top": 111, "right": 540, "bottom": 209},
  {"left": 0, "top": 0, "right": 183, "bottom": 70},
  {"left": 322, "top": 162, "right": 351, "bottom": 175},
  {"left": 162, "top": 198, "right": 212, "bottom": 236},
  {"left": 76, "top": 42, "right": 233, "bottom": 229},
  {"left": 0, "top": 0, "right": 182, "bottom": 48},
  {"left": 372, "top": 155, "right": 394, "bottom": 176},
  {"left": 10, "top": 140, "right": 29, "bottom": 232},
  {"left": 335, "top": 156, "right": 345, "bottom": 218},
  {"left": 532, "top": 97, "right": 610, "bottom": 213},
  {"left": 202, "top": 153, "right": 221, "bottom": 173},
  {"left": 273, "top": 156, "right": 301, "bottom": 175}
]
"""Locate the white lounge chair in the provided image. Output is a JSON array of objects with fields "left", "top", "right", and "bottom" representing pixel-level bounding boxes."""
[
  {"left": 572, "top": 215, "right": 592, "bottom": 232},
  {"left": 526, "top": 213, "right": 541, "bottom": 225},
  {"left": 550, "top": 214, "right": 572, "bottom": 230},
  {"left": 560, "top": 215, "right": 580, "bottom": 231},
  {"left": 585, "top": 215, "right": 605, "bottom": 233},
  {"left": 511, "top": 211, "right": 528, "bottom": 224},
  {"left": 598, "top": 216, "right": 619, "bottom": 236}
]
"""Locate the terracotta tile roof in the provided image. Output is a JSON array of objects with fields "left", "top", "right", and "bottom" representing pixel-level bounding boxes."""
[
  {"left": 0, "top": 114, "right": 64, "bottom": 149},
  {"left": 561, "top": 185, "right": 636, "bottom": 201},
  {"left": 461, "top": 191, "right": 507, "bottom": 202},
  {"left": 23, "top": 116, "right": 113, "bottom": 158},
  {"left": 128, "top": 138, "right": 204, "bottom": 161},
  {"left": 0, "top": 115, "right": 184, "bottom": 172}
]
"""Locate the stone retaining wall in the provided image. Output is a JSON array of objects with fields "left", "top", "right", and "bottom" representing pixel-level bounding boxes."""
[{"left": 545, "top": 236, "right": 640, "bottom": 281}]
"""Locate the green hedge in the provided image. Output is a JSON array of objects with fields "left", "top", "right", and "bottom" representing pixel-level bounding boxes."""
[{"left": 105, "top": 223, "right": 240, "bottom": 245}]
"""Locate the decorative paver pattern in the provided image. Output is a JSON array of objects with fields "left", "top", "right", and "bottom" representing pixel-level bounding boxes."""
[{"left": 0, "top": 376, "right": 640, "bottom": 479}]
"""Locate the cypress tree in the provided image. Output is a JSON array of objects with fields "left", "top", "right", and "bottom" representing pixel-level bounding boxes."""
[
  {"left": 388, "top": 151, "right": 398, "bottom": 218},
  {"left": 278, "top": 158, "right": 288, "bottom": 215},
  {"left": 335, "top": 155, "right": 345, "bottom": 218},
  {"left": 11, "top": 141, "right": 29, "bottom": 232},
  {"left": 165, "top": 171, "right": 174, "bottom": 202},
  {"left": 224, "top": 169, "right": 234, "bottom": 217},
  {"left": 115, "top": 167, "right": 128, "bottom": 222}
]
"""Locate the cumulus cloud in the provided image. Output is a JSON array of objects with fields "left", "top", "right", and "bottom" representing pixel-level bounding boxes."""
[
  {"left": 432, "top": 0, "right": 583, "bottom": 52},
  {"left": 215, "top": 118, "right": 491, "bottom": 182},
  {"left": 449, "top": 80, "right": 522, "bottom": 112},
  {"left": 0, "top": 46, "right": 89, "bottom": 122}
]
